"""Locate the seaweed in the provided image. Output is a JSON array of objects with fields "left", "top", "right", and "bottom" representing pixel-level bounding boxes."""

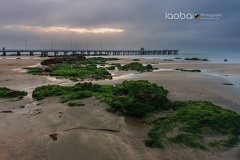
[
  {"left": 31, "top": 81, "right": 240, "bottom": 150},
  {"left": 0, "top": 87, "right": 27, "bottom": 98},
  {"left": 146, "top": 101, "right": 240, "bottom": 149},
  {"left": 32, "top": 80, "right": 171, "bottom": 118},
  {"left": 24, "top": 67, "right": 43, "bottom": 75},
  {"left": 121, "top": 62, "right": 153, "bottom": 72},
  {"left": 68, "top": 101, "right": 85, "bottom": 107},
  {"left": 26, "top": 57, "right": 117, "bottom": 80},
  {"left": 176, "top": 68, "right": 201, "bottom": 72}
]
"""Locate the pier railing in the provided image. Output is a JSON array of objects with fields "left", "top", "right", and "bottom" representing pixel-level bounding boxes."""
[{"left": 0, "top": 49, "right": 178, "bottom": 56}]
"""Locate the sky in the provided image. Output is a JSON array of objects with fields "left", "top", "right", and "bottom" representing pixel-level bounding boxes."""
[{"left": 0, "top": 0, "right": 239, "bottom": 53}]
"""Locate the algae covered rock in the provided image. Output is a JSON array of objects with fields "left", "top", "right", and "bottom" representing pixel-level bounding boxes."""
[
  {"left": 0, "top": 87, "right": 27, "bottom": 98},
  {"left": 145, "top": 100, "right": 240, "bottom": 150}
]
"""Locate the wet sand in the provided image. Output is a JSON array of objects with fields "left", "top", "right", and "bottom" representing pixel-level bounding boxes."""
[{"left": 0, "top": 56, "right": 240, "bottom": 160}]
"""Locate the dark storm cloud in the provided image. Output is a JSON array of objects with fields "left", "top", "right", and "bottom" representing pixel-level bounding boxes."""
[{"left": 0, "top": 0, "right": 239, "bottom": 53}]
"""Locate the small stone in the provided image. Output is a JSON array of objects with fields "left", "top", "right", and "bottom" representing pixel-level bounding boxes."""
[
  {"left": 221, "top": 83, "right": 233, "bottom": 86},
  {"left": 18, "top": 105, "right": 25, "bottom": 109},
  {"left": 0, "top": 110, "right": 13, "bottom": 113},
  {"left": 49, "top": 133, "right": 58, "bottom": 141}
]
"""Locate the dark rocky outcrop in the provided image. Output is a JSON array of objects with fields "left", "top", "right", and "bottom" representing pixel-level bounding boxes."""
[
  {"left": 185, "top": 58, "right": 209, "bottom": 61},
  {"left": 0, "top": 110, "right": 13, "bottom": 113},
  {"left": 221, "top": 83, "right": 233, "bottom": 86},
  {"left": 41, "top": 55, "right": 86, "bottom": 65}
]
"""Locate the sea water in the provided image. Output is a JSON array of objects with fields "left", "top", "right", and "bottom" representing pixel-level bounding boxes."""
[
  {"left": 108, "top": 52, "right": 240, "bottom": 63},
  {"left": 1, "top": 52, "right": 240, "bottom": 63}
]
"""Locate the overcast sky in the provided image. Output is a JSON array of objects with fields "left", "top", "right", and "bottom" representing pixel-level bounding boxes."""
[{"left": 0, "top": 0, "right": 239, "bottom": 53}]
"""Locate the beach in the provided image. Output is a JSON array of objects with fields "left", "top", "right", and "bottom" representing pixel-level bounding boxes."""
[{"left": 0, "top": 56, "right": 240, "bottom": 160}]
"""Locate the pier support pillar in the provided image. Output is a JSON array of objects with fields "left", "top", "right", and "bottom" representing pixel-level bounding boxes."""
[
  {"left": 41, "top": 52, "right": 48, "bottom": 57},
  {"left": 54, "top": 52, "right": 58, "bottom": 57},
  {"left": 64, "top": 52, "right": 68, "bottom": 56},
  {"left": 2, "top": 48, "right": 6, "bottom": 56},
  {"left": 17, "top": 52, "right": 21, "bottom": 56},
  {"left": 30, "top": 52, "right": 34, "bottom": 56}
]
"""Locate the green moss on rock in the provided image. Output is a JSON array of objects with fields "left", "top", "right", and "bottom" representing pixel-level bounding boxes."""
[
  {"left": 121, "top": 62, "right": 153, "bottom": 72},
  {"left": 108, "top": 80, "right": 171, "bottom": 118},
  {"left": 176, "top": 68, "right": 201, "bottom": 72},
  {"left": 133, "top": 59, "right": 140, "bottom": 61},
  {"left": 145, "top": 100, "right": 240, "bottom": 150},
  {"left": 26, "top": 57, "right": 115, "bottom": 80},
  {"left": 32, "top": 80, "right": 171, "bottom": 118},
  {"left": 0, "top": 87, "right": 27, "bottom": 98},
  {"left": 24, "top": 67, "right": 43, "bottom": 75},
  {"left": 68, "top": 101, "right": 85, "bottom": 107}
]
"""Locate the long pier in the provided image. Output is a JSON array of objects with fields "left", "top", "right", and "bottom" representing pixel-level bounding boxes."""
[{"left": 0, "top": 48, "right": 178, "bottom": 56}]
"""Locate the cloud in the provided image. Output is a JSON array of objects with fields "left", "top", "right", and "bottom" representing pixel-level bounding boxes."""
[
  {"left": 2, "top": 25, "right": 124, "bottom": 34},
  {"left": 0, "top": 0, "right": 239, "bottom": 53}
]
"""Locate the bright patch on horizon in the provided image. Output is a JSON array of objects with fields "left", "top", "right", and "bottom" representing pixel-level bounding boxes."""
[{"left": 2, "top": 25, "right": 124, "bottom": 34}]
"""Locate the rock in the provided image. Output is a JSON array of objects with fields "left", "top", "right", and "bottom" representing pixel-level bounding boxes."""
[
  {"left": 18, "top": 105, "right": 25, "bottom": 109},
  {"left": 184, "top": 58, "right": 209, "bottom": 61},
  {"left": 176, "top": 68, "right": 201, "bottom": 72},
  {"left": 41, "top": 56, "right": 86, "bottom": 65},
  {"left": 0, "top": 110, "right": 13, "bottom": 113},
  {"left": 30, "top": 109, "right": 42, "bottom": 116},
  {"left": 83, "top": 82, "right": 92, "bottom": 87},
  {"left": 135, "top": 92, "right": 152, "bottom": 99},
  {"left": 163, "top": 59, "right": 174, "bottom": 61},
  {"left": 185, "top": 58, "right": 200, "bottom": 61},
  {"left": 49, "top": 133, "right": 58, "bottom": 141},
  {"left": 221, "top": 83, "right": 233, "bottom": 86}
]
